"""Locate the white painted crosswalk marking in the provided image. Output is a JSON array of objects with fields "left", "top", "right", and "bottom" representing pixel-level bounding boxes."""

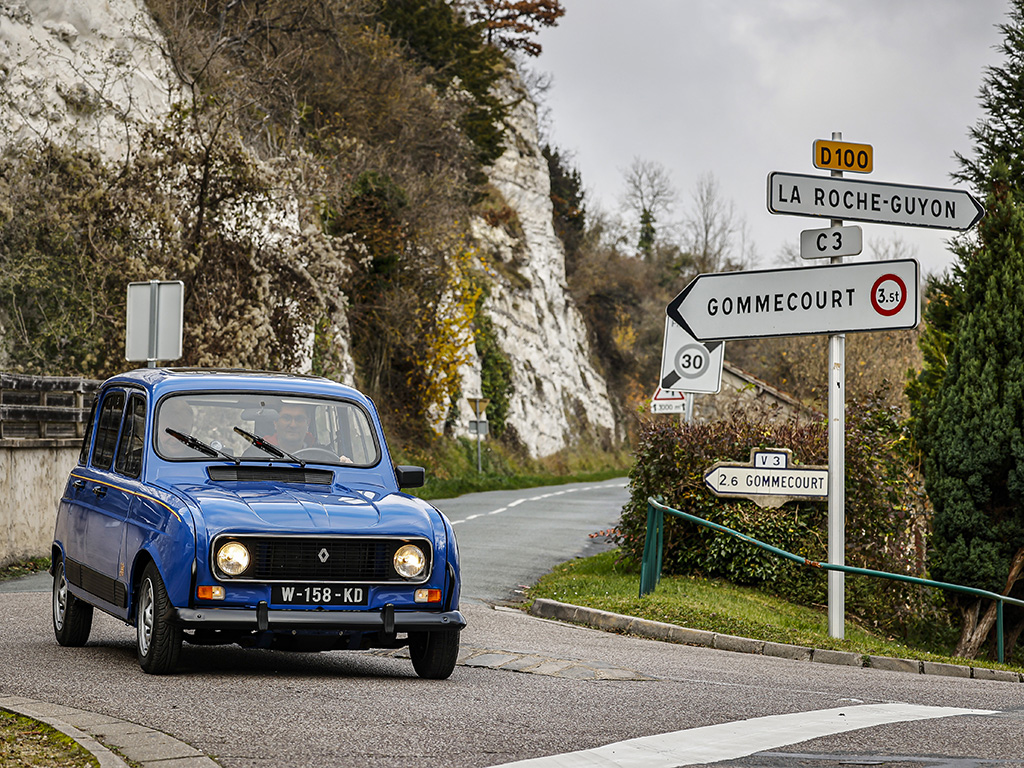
[{"left": 489, "top": 703, "right": 997, "bottom": 768}]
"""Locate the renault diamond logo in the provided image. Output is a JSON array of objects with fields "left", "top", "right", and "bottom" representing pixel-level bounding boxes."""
[{"left": 318, "top": 547, "right": 330, "bottom": 563}]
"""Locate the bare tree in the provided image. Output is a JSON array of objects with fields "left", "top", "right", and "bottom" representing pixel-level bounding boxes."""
[
  {"left": 621, "top": 157, "right": 677, "bottom": 258},
  {"left": 868, "top": 232, "right": 918, "bottom": 262},
  {"left": 681, "top": 172, "right": 754, "bottom": 275}
]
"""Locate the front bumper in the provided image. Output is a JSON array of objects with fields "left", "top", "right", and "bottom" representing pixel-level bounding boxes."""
[{"left": 174, "top": 604, "right": 465, "bottom": 633}]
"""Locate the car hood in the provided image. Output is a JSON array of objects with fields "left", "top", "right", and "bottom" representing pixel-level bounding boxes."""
[{"left": 172, "top": 482, "right": 437, "bottom": 538}]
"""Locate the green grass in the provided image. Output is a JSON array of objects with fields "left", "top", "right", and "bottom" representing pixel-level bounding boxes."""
[
  {"left": 0, "top": 556, "right": 50, "bottom": 582},
  {"left": 394, "top": 435, "right": 631, "bottom": 500},
  {"left": 527, "top": 550, "right": 1024, "bottom": 673},
  {"left": 0, "top": 710, "right": 98, "bottom": 768}
]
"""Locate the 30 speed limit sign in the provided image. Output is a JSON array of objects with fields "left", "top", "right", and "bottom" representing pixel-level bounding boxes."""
[{"left": 659, "top": 317, "right": 724, "bottom": 394}]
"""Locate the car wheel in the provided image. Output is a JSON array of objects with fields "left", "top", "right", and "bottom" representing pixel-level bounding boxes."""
[
  {"left": 52, "top": 559, "right": 92, "bottom": 647},
  {"left": 409, "top": 630, "right": 460, "bottom": 680},
  {"left": 136, "top": 562, "right": 182, "bottom": 675}
]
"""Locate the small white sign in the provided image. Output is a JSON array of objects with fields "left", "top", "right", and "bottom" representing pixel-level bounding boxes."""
[
  {"left": 703, "top": 448, "right": 828, "bottom": 509},
  {"left": 125, "top": 280, "right": 184, "bottom": 363},
  {"left": 659, "top": 317, "right": 724, "bottom": 394},
  {"left": 800, "top": 225, "right": 862, "bottom": 260},
  {"left": 650, "top": 387, "right": 686, "bottom": 414}
]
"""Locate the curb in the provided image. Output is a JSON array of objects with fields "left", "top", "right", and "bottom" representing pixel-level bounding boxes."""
[
  {"left": 0, "top": 695, "right": 219, "bottom": 768},
  {"left": 529, "top": 598, "right": 1024, "bottom": 683}
]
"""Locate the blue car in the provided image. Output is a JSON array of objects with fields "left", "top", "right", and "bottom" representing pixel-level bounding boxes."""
[{"left": 50, "top": 369, "right": 464, "bottom": 677}]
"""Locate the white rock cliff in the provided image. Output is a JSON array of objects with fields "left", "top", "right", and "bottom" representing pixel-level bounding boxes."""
[{"left": 0, "top": 0, "right": 616, "bottom": 457}]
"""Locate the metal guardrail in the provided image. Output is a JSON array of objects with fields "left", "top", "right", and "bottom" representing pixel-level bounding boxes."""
[
  {"left": 0, "top": 373, "right": 99, "bottom": 443},
  {"left": 641, "top": 496, "right": 1024, "bottom": 663}
]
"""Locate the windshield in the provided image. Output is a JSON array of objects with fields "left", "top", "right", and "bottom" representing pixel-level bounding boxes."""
[{"left": 155, "top": 393, "right": 380, "bottom": 467}]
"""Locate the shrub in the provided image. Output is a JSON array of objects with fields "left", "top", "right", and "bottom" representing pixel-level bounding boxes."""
[{"left": 620, "top": 390, "right": 947, "bottom": 640}]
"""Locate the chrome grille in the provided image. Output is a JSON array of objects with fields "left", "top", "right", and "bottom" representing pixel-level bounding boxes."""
[{"left": 212, "top": 535, "right": 431, "bottom": 583}]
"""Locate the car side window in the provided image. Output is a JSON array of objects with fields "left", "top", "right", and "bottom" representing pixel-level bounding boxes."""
[
  {"left": 114, "top": 394, "right": 147, "bottom": 478},
  {"left": 78, "top": 397, "right": 98, "bottom": 466},
  {"left": 91, "top": 391, "right": 126, "bottom": 471}
]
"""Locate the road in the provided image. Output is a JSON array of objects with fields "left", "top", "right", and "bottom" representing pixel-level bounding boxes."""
[{"left": 2, "top": 479, "right": 1023, "bottom": 767}]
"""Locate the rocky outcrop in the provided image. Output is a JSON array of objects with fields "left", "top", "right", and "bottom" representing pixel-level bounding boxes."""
[
  {"left": 0, "top": 2, "right": 616, "bottom": 458},
  {"left": 462, "top": 75, "right": 616, "bottom": 456},
  {"left": 0, "top": 0, "right": 178, "bottom": 157}
]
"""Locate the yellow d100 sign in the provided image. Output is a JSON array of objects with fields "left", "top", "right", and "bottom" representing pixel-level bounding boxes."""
[{"left": 813, "top": 139, "right": 873, "bottom": 174}]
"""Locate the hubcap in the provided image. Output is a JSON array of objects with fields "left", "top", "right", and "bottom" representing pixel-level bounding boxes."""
[
  {"left": 53, "top": 565, "right": 67, "bottom": 631},
  {"left": 138, "top": 579, "right": 154, "bottom": 656}
]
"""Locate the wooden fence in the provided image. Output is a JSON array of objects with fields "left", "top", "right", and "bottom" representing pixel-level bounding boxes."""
[{"left": 0, "top": 373, "right": 100, "bottom": 446}]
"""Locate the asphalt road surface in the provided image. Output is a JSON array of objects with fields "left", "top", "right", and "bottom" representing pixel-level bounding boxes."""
[{"left": 2, "top": 480, "right": 1023, "bottom": 767}]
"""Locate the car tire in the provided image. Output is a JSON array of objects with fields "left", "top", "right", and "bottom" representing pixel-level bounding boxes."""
[
  {"left": 409, "top": 629, "right": 460, "bottom": 680},
  {"left": 52, "top": 559, "right": 92, "bottom": 647},
  {"left": 136, "top": 562, "right": 182, "bottom": 675}
]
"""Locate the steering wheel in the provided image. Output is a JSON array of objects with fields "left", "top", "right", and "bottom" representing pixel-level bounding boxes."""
[{"left": 292, "top": 447, "right": 341, "bottom": 463}]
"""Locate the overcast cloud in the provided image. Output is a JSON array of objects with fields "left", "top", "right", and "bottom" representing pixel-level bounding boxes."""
[{"left": 534, "top": 0, "right": 1009, "bottom": 277}]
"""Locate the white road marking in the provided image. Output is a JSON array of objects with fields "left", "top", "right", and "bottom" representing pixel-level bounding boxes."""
[
  {"left": 448, "top": 480, "right": 628, "bottom": 525},
  {"left": 489, "top": 703, "right": 996, "bottom": 768}
]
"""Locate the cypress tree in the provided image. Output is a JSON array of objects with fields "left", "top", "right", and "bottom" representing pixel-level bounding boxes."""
[{"left": 910, "top": 1, "right": 1024, "bottom": 658}]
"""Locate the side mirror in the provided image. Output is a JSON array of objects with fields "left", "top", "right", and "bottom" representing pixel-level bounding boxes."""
[{"left": 395, "top": 465, "right": 426, "bottom": 489}]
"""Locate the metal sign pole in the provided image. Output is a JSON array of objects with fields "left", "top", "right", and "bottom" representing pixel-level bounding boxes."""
[
  {"left": 147, "top": 280, "right": 160, "bottom": 368},
  {"left": 828, "top": 131, "right": 846, "bottom": 639}
]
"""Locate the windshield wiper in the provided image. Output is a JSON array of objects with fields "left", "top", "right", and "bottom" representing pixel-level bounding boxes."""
[
  {"left": 233, "top": 426, "right": 306, "bottom": 468},
  {"left": 165, "top": 428, "right": 240, "bottom": 465}
]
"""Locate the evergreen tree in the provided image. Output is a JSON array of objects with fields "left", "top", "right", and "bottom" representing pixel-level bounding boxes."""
[
  {"left": 911, "top": 2, "right": 1024, "bottom": 659},
  {"left": 542, "top": 144, "right": 586, "bottom": 274},
  {"left": 376, "top": 0, "right": 508, "bottom": 166},
  {"left": 914, "top": 165, "right": 1024, "bottom": 658}
]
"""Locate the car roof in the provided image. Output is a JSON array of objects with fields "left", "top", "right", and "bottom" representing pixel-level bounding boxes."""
[{"left": 101, "top": 368, "right": 372, "bottom": 406}]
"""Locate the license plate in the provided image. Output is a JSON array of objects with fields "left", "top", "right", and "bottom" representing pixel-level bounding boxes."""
[{"left": 271, "top": 584, "right": 368, "bottom": 606}]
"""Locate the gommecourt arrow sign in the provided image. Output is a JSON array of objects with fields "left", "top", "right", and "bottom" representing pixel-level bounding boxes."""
[
  {"left": 666, "top": 259, "right": 919, "bottom": 341},
  {"left": 704, "top": 448, "right": 828, "bottom": 509},
  {"left": 767, "top": 172, "right": 984, "bottom": 231}
]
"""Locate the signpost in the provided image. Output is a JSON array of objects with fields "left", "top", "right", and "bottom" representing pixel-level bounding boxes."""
[
  {"left": 767, "top": 171, "right": 985, "bottom": 231},
  {"left": 125, "top": 280, "right": 184, "bottom": 367},
  {"left": 660, "top": 135, "right": 984, "bottom": 641},
  {"left": 467, "top": 397, "right": 489, "bottom": 473},
  {"left": 704, "top": 448, "right": 828, "bottom": 509},
  {"left": 659, "top": 317, "right": 723, "bottom": 394},
  {"left": 665, "top": 258, "right": 919, "bottom": 341},
  {"left": 650, "top": 387, "right": 686, "bottom": 415},
  {"left": 800, "top": 225, "right": 862, "bottom": 260}
]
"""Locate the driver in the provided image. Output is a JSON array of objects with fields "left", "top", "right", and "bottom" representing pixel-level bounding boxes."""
[{"left": 270, "top": 402, "right": 313, "bottom": 453}]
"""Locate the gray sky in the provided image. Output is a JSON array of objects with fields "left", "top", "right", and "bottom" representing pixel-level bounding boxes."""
[{"left": 533, "top": 0, "right": 1009, "bottom": 277}]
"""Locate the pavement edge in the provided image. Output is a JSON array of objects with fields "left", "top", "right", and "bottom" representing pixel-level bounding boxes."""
[
  {"left": 0, "top": 695, "right": 220, "bottom": 768},
  {"left": 529, "top": 598, "right": 1024, "bottom": 684}
]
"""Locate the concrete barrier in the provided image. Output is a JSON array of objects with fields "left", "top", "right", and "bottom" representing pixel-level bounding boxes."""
[
  {"left": 1, "top": 372, "right": 98, "bottom": 568},
  {"left": 0, "top": 444, "right": 81, "bottom": 567}
]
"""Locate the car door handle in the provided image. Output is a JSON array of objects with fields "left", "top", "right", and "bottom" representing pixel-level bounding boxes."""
[
  {"left": 72, "top": 480, "right": 85, "bottom": 490},
  {"left": 91, "top": 485, "right": 107, "bottom": 498}
]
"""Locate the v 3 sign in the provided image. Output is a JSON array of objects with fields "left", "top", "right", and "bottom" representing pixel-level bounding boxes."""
[{"left": 666, "top": 259, "right": 919, "bottom": 341}]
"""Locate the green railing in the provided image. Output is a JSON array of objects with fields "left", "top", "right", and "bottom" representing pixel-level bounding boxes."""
[{"left": 641, "top": 496, "right": 1024, "bottom": 663}]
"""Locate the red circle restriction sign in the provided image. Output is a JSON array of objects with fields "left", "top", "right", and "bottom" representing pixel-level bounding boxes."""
[{"left": 870, "top": 273, "right": 907, "bottom": 317}]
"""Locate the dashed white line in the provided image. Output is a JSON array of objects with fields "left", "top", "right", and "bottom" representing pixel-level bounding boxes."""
[{"left": 448, "top": 481, "right": 627, "bottom": 526}]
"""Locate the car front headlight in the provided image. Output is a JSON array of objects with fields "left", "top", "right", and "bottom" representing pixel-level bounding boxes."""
[
  {"left": 393, "top": 543, "right": 426, "bottom": 579},
  {"left": 216, "top": 541, "right": 251, "bottom": 576}
]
